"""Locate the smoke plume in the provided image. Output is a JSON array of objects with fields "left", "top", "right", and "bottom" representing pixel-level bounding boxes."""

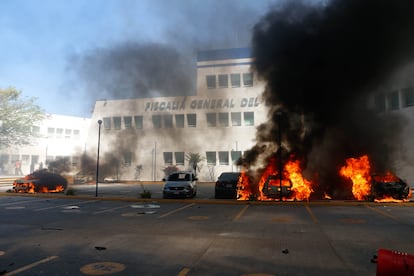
[{"left": 245, "top": 0, "right": 414, "bottom": 196}]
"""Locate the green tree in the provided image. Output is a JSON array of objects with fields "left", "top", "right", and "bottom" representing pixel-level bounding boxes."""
[
  {"left": 0, "top": 87, "right": 45, "bottom": 149},
  {"left": 185, "top": 152, "right": 205, "bottom": 177}
]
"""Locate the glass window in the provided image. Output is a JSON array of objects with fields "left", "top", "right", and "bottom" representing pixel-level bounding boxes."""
[
  {"left": 402, "top": 87, "right": 414, "bottom": 107},
  {"left": 219, "top": 151, "right": 229, "bottom": 165},
  {"left": 244, "top": 112, "right": 254, "bottom": 126},
  {"left": 21, "top": 155, "right": 30, "bottom": 164},
  {"left": 124, "top": 116, "right": 132, "bottom": 129},
  {"left": 56, "top": 128, "right": 63, "bottom": 138},
  {"left": 187, "top": 114, "right": 196, "bottom": 127},
  {"left": 72, "top": 156, "right": 79, "bottom": 166},
  {"left": 218, "top": 112, "right": 229, "bottom": 127},
  {"left": 73, "top": 130, "right": 80, "bottom": 138},
  {"left": 231, "top": 151, "right": 242, "bottom": 164},
  {"left": 206, "top": 113, "right": 217, "bottom": 127},
  {"left": 387, "top": 91, "right": 399, "bottom": 110},
  {"left": 163, "top": 114, "right": 173, "bottom": 128},
  {"left": 113, "top": 117, "right": 122, "bottom": 130},
  {"left": 206, "top": 75, "right": 216, "bottom": 89},
  {"left": 163, "top": 152, "right": 173, "bottom": 165},
  {"left": 218, "top": 74, "right": 228, "bottom": 88},
  {"left": 243, "top": 72, "right": 253, "bottom": 86},
  {"left": 65, "top": 129, "right": 72, "bottom": 139},
  {"left": 124, "top": 152, "right": 132, "bottom": 166},
  {"left": 175, "top": 114, "right": 184, "bottom": 128},
  {"left": 231, "top": 112, "right": 241, "bottom": 126},
  {"left": 47, "top": 127, "right": 55, "bottom": 138},
  {"left": 206, "top": 151, "right": 216, "bottom": 165},
  {"left": 103, "top": 117, "right": 111, "bottom": 130},
  {"left": 134, "top": 116, "right": 143, "bottom": 129},
  {"left": 175, "top": 152, "right": 184, "bottom": 165},
  {"left": 374, "top": 94, "right": 386, "bottom": 113},
  {"left": 230, "top": 74, "right": 241, "bottom": 87},
  {"left": 152, "top": 115, "right": 162, "bottom": 128}
]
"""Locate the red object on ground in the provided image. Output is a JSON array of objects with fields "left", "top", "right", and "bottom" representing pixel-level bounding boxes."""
[{"left": 376, "top": 248, "right": 414, "bottom": 276}]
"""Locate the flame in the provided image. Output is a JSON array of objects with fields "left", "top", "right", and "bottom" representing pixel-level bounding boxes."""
[
  {"left": 374, "top": 196, "right": 408, "bottom": 203},
  {"left": 323, "top": 192, "right": 332, "bottom": 200},
  {"left": 339, "top": 155, "right": 371, "bottom": 200},
  {"left": 285, "top": 160, "right": 313, "bottom": 201},
  {"left": 237, "top": 171, "right": 253, "bottom": 200}
]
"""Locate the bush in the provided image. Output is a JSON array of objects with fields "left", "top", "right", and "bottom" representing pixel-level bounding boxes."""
[
  {"left": 140, "top": 190, "right": 152, "bottom": 198},
  {"left": 65, "top": 188, "right": 75, "bottom": 196}
]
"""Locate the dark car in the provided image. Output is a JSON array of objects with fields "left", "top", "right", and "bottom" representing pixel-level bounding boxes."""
[
  {"left": 262, "top": 174, "right": 293, "bottom": 199},
  {"left": 370, "top": 173, "right": 410, "bottom": 200},
  {"left": 215, "top": 172, "right": 241, "bottom": 199}
]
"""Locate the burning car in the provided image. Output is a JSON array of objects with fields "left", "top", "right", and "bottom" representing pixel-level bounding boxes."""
[
  {"left": 261, "top": 174, "right": 293, "bottom": 199},
  {"left": 13, "top": 170, "right": 68, "bottom": 193},
  {"left": 369, "top": 173, "right": 410, "bottom": 201}
]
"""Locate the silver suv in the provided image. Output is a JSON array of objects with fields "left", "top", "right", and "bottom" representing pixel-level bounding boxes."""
[{"left": 162, "top": 171, "right": 198, "bottom": 199}]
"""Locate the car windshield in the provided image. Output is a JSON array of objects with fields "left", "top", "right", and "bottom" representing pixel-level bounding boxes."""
[
  {"left": 267, "top": 176, "right": 291, "bottom": 187},
  {"left": 168, "top": 173, "right": 190, "bottom": 181},
  {"left": 219, "top": 173, "right": 240, "bottom": 181}
]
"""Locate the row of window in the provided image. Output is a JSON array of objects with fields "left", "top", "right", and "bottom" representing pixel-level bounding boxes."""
[
  {"left": 206, "top": 72, "right": 253, "bottom": 89},
  {"left": 31, "top": 126, "right": 81, "bottom": 139},
  {"left": 163, "top": 151, "right": 242, "bottom": 166},
  {"left": 103, "top": 112, "right": 255, "bottom": 130},
  {"left": 0, "top": 154, "right": 79, "bottom": 166},
  {"left": 375, "top": 87, "right": 414, "bottom": 112}
]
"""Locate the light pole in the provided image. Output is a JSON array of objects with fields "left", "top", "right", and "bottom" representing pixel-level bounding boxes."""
[
  {"left": 96, "top": 120, "right": 102, "bottom": 197},
  {"left": 276, "top": 111, "right": 283, "bottom": 201}
]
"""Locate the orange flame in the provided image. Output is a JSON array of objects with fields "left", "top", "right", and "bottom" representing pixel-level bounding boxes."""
[
  {"left": 339, "top": 155, "right": 371, "bottom": 200},
  {"left": 237, "top": 171, "right": 253, "bottom": 200},
  {"left": 285, "top": 160, "right": 313, "bottom": 201}
]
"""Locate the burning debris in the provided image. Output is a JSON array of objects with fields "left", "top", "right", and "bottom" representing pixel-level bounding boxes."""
[
  {"left": 13, "top": 170, "right": 68, "bottom": 193},
  {"left": 237, "top": 0, "right": 414, "bottom": 201}
]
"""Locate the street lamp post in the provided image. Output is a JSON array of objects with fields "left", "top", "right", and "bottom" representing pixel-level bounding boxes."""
[
  {"left": 276, "top": 111, "right": 283, "bottom": 201},
  {"left": 96, "top": 120, "right": 102, "bottom": 197}
]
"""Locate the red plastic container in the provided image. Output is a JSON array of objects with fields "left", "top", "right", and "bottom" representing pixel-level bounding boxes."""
[{"left": 376, "top": 248, "right": 414, "bottom": 276}]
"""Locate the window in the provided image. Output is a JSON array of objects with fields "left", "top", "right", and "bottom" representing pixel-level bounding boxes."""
[
  {"left": 47, "top": 127, "right": 55, "bottom": 138},
  {"left": 187, "top": 114, "right": 196, "bottom": 127},
  {"left": 163, "top": 115, "right": 173, "bottom": 128},
  {"left": 231, "top": 151, "right": 242, "bottom": 164},
  {"left": 206, "top": 113, "right": 217, "bottom": 127},
  {"left": 124, "top": 116, "right": 132, "bottom": 129},
  {"left": 72, "top": 156, "right": 79, "bottom": 166},
  {"left": 402, "top": 87, "right": 414, "bottom": 107},
  {"left": 73, "top": 129, "right": 80, "bottom": 139},
  {"left": 56, "top": 128, "right": 63, "bottom": 138},
  {"left": 218, "top": 74, "right": 228, "bottom": 88},
  {"left": 206, "top": 151, "right": 216, "bottom": 165},
  {"left": 219, "top": 151, "right": 229, "bottom": 165},
  {"left": 65, "top": 129, "right": 72, "bottom": 139},
  {"left": 103, "top": 117, "right": 111, "bottom": 130},
  {"left": 113, "top": 117, "right": 122, "bottom": 130},
  {"left": 206, "top": 75, "right": 216, "bottom": 89},
  {"left": 244, "top": 112, "right": 254, "bottom": 126},
  {"left": 230, "top": 73, "right": 241, "bottom": 87},
  {"left": 175, "top": 152, "right": 184, "bottom": 165},
  {"left": 374, "top": 94, "right": 386, "bottom": 112},
  {"left": 387, "top": 91, "right": 399, "bottom": 110},
  {"left": 21, "top": 155, "right": 30, "bottom": 164},
  {"left": 243, "top": 72, "right": 253, "bottom": 86},
  {"left": 134, "top": 116, "right": 143, "bottom": 129},
  {"left": 152, "top": 115, "right": 162, "bottom": 128},
  {"left": 124, "top": 152, "right": 132, "bottom": 166},
  {"left": 11, "top": 154, "right": 20, "bottom": 162},
  {"left": 175, "top": 114, "right": 184, "bottom": 128},
  {"left": 31, "top": 155, "right": 39, "bottom": 164},
  {"left": 163, "top": 152, "right": 173, "bottom": 165},
  {"left": 32, "top": 126, "right": 40, "bottom": 134},
  {"left": 231, "top": 112, "right": 241, "bottom": 126},
  {"left": 218, "top": 113, "right": 229, "bottom": 127}
]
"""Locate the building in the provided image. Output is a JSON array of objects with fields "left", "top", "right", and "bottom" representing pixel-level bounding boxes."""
[
  {"left": 85, "top": 48, "right": 267, "bottom": 181},
  {"left": 0, "top": 114, "right": 91, "bottom": 176}
]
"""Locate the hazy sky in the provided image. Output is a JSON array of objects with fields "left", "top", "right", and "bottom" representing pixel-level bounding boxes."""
[{"left": 0, "top": 0, "right": 292, "bottom": 117}]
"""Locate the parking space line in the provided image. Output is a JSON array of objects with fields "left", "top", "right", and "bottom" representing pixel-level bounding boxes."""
[
  {"left": 34, "top": 200, "right": 97, "bottom": 211},
  {"left": 233, "top": 205, "right": 249, "bottom": 222},
  {"left": 304, "top": 204, "right": 319, "bottom": 224},
  {"left": 3, "top": 255, "right": 58, "bottom": 276},
  {"left": 0, "top": 198, "right": 52, "bottom": 207},
  {"left": 93, "top": 205, "right": 129, "bottom": 214},
  {"left": 178, "top": 267, "right": 191, "bottom": 276},
  {"left": 364, "top": 204, "right": 404, "bottom": 224},
  {"left": 157, "top": 203, "right": 195, "bottom": 218}
]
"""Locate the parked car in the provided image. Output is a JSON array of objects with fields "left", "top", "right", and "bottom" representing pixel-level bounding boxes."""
[
  {"left": 13, "top": 170, "right": 68, "bottom": 193},
  {"left": 215, "top": 172, "right": 241, "bottom": 199},
  {"left": 261, "top": 174, "right": 293, "bottom": 199},
  {"left": 369, "top": 173, "right": 410, "bottom": 200},
  {"left": 162, "top": 171, "right": 197, "bottom": 199}
]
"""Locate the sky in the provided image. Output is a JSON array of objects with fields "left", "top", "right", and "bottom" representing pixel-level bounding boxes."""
[{"left": 0, "top": 0, "right": 292, "bottom": 118}]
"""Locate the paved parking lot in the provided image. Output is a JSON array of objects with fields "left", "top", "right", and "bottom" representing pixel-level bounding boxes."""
[{"left": 0, "top": 194, "right": 413, "bottom": 275}]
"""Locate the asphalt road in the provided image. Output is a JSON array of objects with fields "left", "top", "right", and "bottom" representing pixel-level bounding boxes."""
[{"left": 0, "top": 193, "right": 414, "bottom": 275}]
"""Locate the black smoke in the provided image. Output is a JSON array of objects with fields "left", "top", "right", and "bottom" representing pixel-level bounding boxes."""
[{"left": 245, "top": 0, "right": 414, "bottom": 196}]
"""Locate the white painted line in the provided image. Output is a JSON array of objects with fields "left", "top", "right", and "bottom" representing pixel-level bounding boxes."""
[
  {"left": 233, "top": 205, "right": 249, "bottom": 222},
  {"left": 157, "top": 203, "right": 195, "bottom": 218},
  {"left": 0, "top": 198, "right": 52, "bottom": 207},
  {"left": 35, "top": 200, "right": 97, "bottom": 211},
  {"left": 93, "top": 205, "right": 129, "bottom": 214},
  {"left": 3, "top": 255, "right": 58, "bottom": 276}
]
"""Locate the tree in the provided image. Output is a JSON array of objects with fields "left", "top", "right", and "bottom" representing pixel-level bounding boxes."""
[
  {"left": 0, "top": 87, "right": 45, "bottom": 149},
  {"left": 185, "top": 152, "right": 205, "bottom": 177}
]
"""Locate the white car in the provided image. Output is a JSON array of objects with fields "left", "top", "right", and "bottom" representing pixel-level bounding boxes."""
[{"left": 162, "top": 171, "right": 197, "bottom": 199}]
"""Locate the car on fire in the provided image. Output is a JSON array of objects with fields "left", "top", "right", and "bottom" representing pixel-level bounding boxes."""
[
  {"left": 369, "top": 173, "right": 410, "bottom": 200},
  {"left": 13, "top": 170, "right": 68, "bottom": 193},
  {"left": 162, "top": 171, "right": 197, "bottom": 199},
  {"left": 262, "top": 174, "right": 293, "bottom": 199},
  {"left": 215, "top": 172, "right": 241, "bottom": 199}
]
